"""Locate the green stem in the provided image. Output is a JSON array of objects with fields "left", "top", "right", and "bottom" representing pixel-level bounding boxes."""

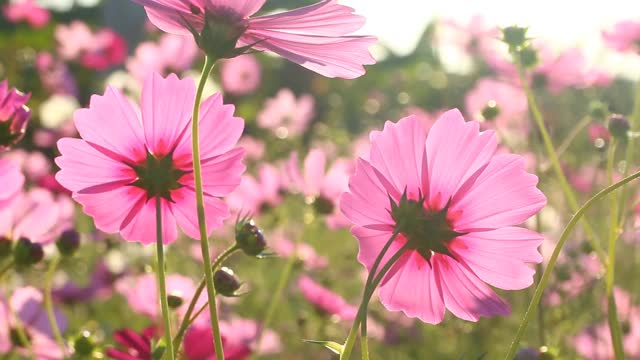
[
  {"left": 617, "top": 81, "right": 640, "bottom": 225},
  {"left": 44, "top": 256, "right": 66, "bottom": 357},
  {"left": 504, "top": 169, "right": 640, "bottom": 359},
  {"left": 605, "top": 140, "right": 625, "bottom": 359},
  {"left": 534, "top": 213, "right": 545, "bottom": 346},
  {"left": 0, "top": 261, "right": 13, "bottom": 279},
  {"left": 155, "top": 197, "right": 175, "bottom": 360},
  {"left": 555, "top": 116, "right": 591, "bottom": 159},
  {"left": 191, "top": 56, "right": 224, "bottom": 360},
  {"left": 172, "top": 245, "right": 238, "bottom": 354},
  {"left": 517, "top": 65, "right": 606, "bottom": 263},
  {"left": 342, "top": 244, "right": 410, "bottom": 360}
]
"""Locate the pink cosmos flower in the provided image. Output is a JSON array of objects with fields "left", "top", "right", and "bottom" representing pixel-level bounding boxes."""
[
  {"left": 184, "top": 318, "right": 281, "bottom": 360},
  {"left": 227, "top": 164, "right": 282, "bottom": 215},
  {"left": 340, "top": 110, "right": 546, "bottom": 323},
  {"left": 0, "top": 159, "right": 23, "bottom": 211},
  {"left": 236, "top": 136, "right": 265, "bottom": 161},
  {"left": 0, "top": 188, "right": 74, "bottom": 244},
  {"left": 0, "top": 80, "right": 30, "bottom": 151},
  {"left": 544, "top": 253, "right": 602, "bottom": 306},
  {"left": 131, "top": 0, "right": 376, "bottom": 78},
  {"left": 437, "top": 15, "right": 500, "bottom": 55},
  {"left": 0, "top": 287, "right": 67, "bottom": 359},
  {"left": 285, "top": 149, "right": 353, "bottom": 229},
  {"left": 106, "top": 326, "right": 156, "bottom": 360},
  {"left": 603, "top": 20, "right": 640, "bottom": 53},
  {"left": 127, "top": 34, "right": 200, "bottom": 82},
  {"left": 2, "top": 0, "right": 50, "bottom": 28},
  {"left": 55, "top": 73, "right": 246, "bottom": 245},
  {"left": 298, "top": 275, "right": 357, "bottom": 321},
  {"left": 589, "top": 123, "right": 610, "bottom": 147},
  {"left": 257, "top": 89, "right": 314, "bottom": 138},
  {"left": 465, "top": 78, "right": 529, "bottom": 138},
  {"left": 271, "top": 231, "right": 328, "bottom": 270},
  {"left": 80, "top": 29, "right": 128, "bottom": 71},
  {"left": 220, "top": 54, "right": 262, "bottom": 96},
  {"left": 55, "top": 21, "right": 95, "bottom": 61},
  {"left": 115, "top": 273, "right": 210, "bottom": 325}
]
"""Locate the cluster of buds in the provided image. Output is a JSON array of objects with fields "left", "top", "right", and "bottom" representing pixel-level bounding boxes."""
[{"left": 501, "top": 26, "right": 539, "bottom": 69}]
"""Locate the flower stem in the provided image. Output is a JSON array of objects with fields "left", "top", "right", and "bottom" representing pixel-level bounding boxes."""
[
  {"left": 605, "top": 139, "right": 625, "bottom": 359},
  {"left": 172, "top": 245, "right": 238, "bottom": 354},
  {"left": 517, "top": 65, "right": 606, "bottom": 263},
  {"left": 0, "top": 261, "right": 13, "bottom": 280},
  {"left": 191, "top": 56, "right": 225, "bottom": 360},
  {"left": 155, "top": 197, "right": 175, "bottom": 360},
  {"left": 44, "top": 256, "right": 66, "bottom": 357},
  {"left": 617, "top": 81, "right": 640, "bottom": 225},
  {"left": 341, "top": 238, "right": 409, "bottom": 360},
  {"left": 504, "top": 169, "right": 640, "bottom": 359}
]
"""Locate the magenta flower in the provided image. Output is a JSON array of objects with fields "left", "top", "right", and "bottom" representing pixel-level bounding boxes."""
[
  {"left": 257, "top": 89, "right": 314, "bottom": 138},
  {"left": 0, "top": 287, "right": 67, "bottom": 359},
  {"left": 80, "top": 29, "right": 128, "bottom": 71},
  {"left": 227, "top": 164, "right": 282, "bottom": 215},
  {"left": 220, "top": 54, "right": 262, "bottom": 96},
  {"left": 2, "top": 0, "right": 50, "bottom": 29},
  {"left": 105, "top": 327, "right": 156, "bottom": 360},
  {"left": 0, "top": 159, "right": 23, "bottom": 211},
  {"left": 340, "top": 110, "right": 546, "bottom": 323},
  {"left": 298, "top": 275, "right": 357, "bottom": 321},
  {"left": 55, "top": 73, "right": 246, "bottom": 245},
  {"left": 285, "top": 148, "right": 353, "bottom": 229},
  {"left": 131, "top": 0, "right": 376, "bottom": 79},
  {"left": 603, "top": 20, "right": 640, "bottom": 53},
  {"left": 0, "top": 80, "right": 30, "bottom": 151}
]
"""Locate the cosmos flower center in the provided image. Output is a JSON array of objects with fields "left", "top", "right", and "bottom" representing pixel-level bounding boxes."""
[
  {"left": 130, "top": 151, "right": 186, "bottom": 201},
  {"left": 481, "top": 100, "right": 500, "bottom": 121},
  {"left": 390, "top": 192, "right": 462, "bottom": 263}
]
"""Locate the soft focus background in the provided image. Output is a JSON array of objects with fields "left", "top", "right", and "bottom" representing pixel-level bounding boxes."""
[{"left": 2, "top": 0, "right": 640, "bottom": 359}]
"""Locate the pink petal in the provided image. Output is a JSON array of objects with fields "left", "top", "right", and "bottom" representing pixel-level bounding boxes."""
[
  {"left": 378, "top": 251, "right": 446, "bottom": 324},
  {"left": 170, "top": 186, "right": 230, "bottom": 240},
  {"left": 340, "top": 159, "right": 395, "bottom": 228},
  {"left": 205, "top": 0, "right": 265, "bottom": 18},
  {"left": 141, "top": 73, "right": 195, "bottom": 157},
  {"left": 0, "top": 160, "right": 24, "bottom": 204},
  {"left": 450, "top": 227, "right": 542, "bottom": 290},
  {"left": 73, "top": 87, "right": 147, "bottom": 164},
  {"left": 352, "top": 226, "right": 404, "bottom": 272},
  {"left": 303, "top": 149, "right": 327, "bottom": 196},
  {"left": 55, "top": 138, "right": 137, "bottom": 193},
  {"left": 437, "top": 255, "right": 510, "bottom": 321},
  {"left": 450, "top": 154, "right": 546, "bottom": 230},
  {"left": 179, "top": 148, "right": 246, "bottom": 197},
  {"left": 132, "top": 0, "right": 204, "bottom": 35},
  {"left": 73, "top": 186, "right": 146, "bottom": 234},
  {"left": 120, "top": 197, "right": 178, "bottom": 245},
  {"left": 368, "top": 116, "right": 426, "bottom": 199},
  {"left": 425, "top": 109, "right": 497, "bottom": 210},
  {"left": 173, "top": 93, "right": 245, "bottom": 166}
]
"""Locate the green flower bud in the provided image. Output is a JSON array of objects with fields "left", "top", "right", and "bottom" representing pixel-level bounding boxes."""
[
  {"left": 167, "top": 294, "right": 184, "bottom": 309},
  {"left": 608, "top": 114, "right": 630, "bottom": 141},
  {"left": 56, "top": 230, "right": 80, "bottom": 257},
  {"left": 502, "top": 26, "right": 529, "bottom": 50},
  {"left": 235, "top": 217, "right": 267, "bottom": 257},
  {"left": 73, "top": 331, "right": 95, "bottom": 356},
  {"left": 589, "top": 101, "right": 609, "bottom": 121},
  {"left": 13, "top": 237, "right": 43, "bottom": 267},
  {"left": 214, "top": 267, "right": 241, "bottom": 297}
]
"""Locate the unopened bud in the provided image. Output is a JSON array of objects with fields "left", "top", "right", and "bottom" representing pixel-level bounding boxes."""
[
  {"left": 608, "top": 114, "right": 630, "bottom": 141},
  {"left": 589, "top": 101, "right": 609, "bottom": 121},
  {"left": 13, "top": 237, "right": 43, "bottom": 267},
  {"left": 502, "top": 26, "right": 529, "bottom": 51},
  {"left": 235, "top": 218, "right": 267, "bottom": 257},
  {"left": 56, "top": 229, "right": 80, "bottom": 257},
  {"left": 73, "top": 331, "right": 95, "bottom": 356},
  {"left": 167, "top": 294, "right": 184, "bottom": 309},
  {"left": 214, "top": 267, "right": 241, "bottom": 297}
]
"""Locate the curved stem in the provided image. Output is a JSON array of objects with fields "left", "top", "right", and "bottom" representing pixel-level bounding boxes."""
[
  {"left": 44, "top": 256, "right": 66, "bottom": 357},
  {"left": 341, "top": 244, "right": 410, "bottom": 360},
  {"left": 517, "top": 65, "right": 606, "bottom": 263},
  {"left": 172, "top": 245, "right": 238, "bottom": 354},
  {"left": 618, "top": 81, "right": 640, "bottom": 221},
  {"left": 504, "top": 169, "right": 640, "bottom": 359},
  {"left": 191, "top": 56, "right": 224, "bottom": 360},
  {"left": 605, "top": 140, "right": 625, "bottom": 359},
  {"left": 155, "top": 197, "right": 175, "bottom": 360}
]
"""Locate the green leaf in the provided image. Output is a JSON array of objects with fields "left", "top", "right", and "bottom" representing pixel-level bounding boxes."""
[{"left": 303, "top": 339, "right": 344, "bottom": 355}]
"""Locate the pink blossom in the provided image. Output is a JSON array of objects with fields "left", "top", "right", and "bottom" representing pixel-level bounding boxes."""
[
  {"left": 271, "top": 232, "right": 328, "bottom": 270},
  {"left": 105, "top": 327, "right": 156, "bottom": 360},
  {"left": 285, "top": 149, "right": 353, "bottom": 229},
  {"left": 236, "top": 136, "right": 265, "bottom": 160},
  {"left": 0, "top": 159, "right": 23, "bottom": 211},
  {"left": 221, "top": 54, "right": 262, "bottom": 96},
  {"left": 257, "top": 89, "right": 314, "bottom": 138},
  {"left": 405, "top": 107, "right": 439, "bottom": 133},
  {"left": 2, "top": 0, "right": 50, "bottom": 28},
  {"left": 437, "top": 15, "right": 500, "bottom": 55},
  {"left": 589, "top": 123, "right": 611, "bottom": 146},
  {"left": 0, "top": 188, "right": 74, "bottom": 244},
  {"left": 80, "top": 29, "right": 128, "bottom": 71},
  {"left": 55, "top": 21, "right": 95, "bottom": 61},
  {"left": 35, "top": 52, "right": 79, "bottom": 97},
  {"left": 298, "top": 275, "right": 357, "bottom": 321},
  {"left": 55, "top": 73, "right": 246, "bottom": 245},
  {"left": 132, "top": 0, "right": 376, "bottom": 78},
  {"left": 0, "top": 80, "right": 30, "bottom": 151},
  {"left": 534, "top": 47, "right": 590, "bottom": 93},
  {"left": 184, "top": 318, "right": 281, "bottom": 360},
  {"left": 227, "top": 164, "right": 282, "bottom": 215},
  {"left": 465, "top": 78, "right": 529, "bottom": 137},
  {"left": 0, "top": 287, "right": 67, "bottom": 359},
  {"left": 115, "top": 273, "right": 209, "bottom": 325},
  {"left": 127, "top": 34, "right": 200, "bottom": 82},
  {"left": 340, "top": 110, "right": 546, "bottom": 323},
  {"left": 603, "top": 20, "right": 640, "bottom": 53}
]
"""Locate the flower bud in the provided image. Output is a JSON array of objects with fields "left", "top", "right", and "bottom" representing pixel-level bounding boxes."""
[
  {"left": 190, "top": 10, "right": 249, "bottom": 61},
  {"left": 0, "top": 236, "right": 12, "bottom": 259},
  {"left": 589, "top": 101, "right": 609, "bottom": 121},
  {"left": 13, "top": 237, "right": 43, "bottom": 267},
  {"left": 235, "top": 217, "right": 267, "bottom": 256},
  {"left": 608, "top": 114, "right": 630, "bottom": 141},
  {"left": 0, "top": 80, "right": 31, "bottom": 151},
  {"left": 502, "top": 26, "right": 529, "bottom": 50},
  {"left": 214, "top": 267, "right": 241, "bottom": 297},
  {"left": 73, "top": 331, "right": 95, "bottom": 356},
  {"left": 167, "top": 293, "right": 184, "bottom": 309},
  {"left": 56, "top": 229, "right": 80, "bottom": 257},
  {"left": 481, "top": 101, "right": 500, "bottom": 121}
]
